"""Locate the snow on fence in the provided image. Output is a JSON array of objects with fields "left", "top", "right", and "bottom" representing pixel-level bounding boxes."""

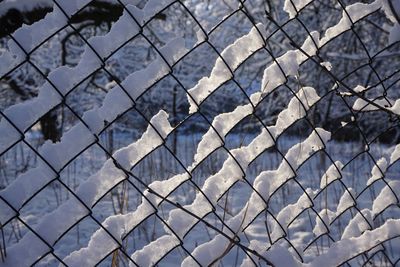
[{"left": 0, "top": 0, "right": 400, "bottom": 266}]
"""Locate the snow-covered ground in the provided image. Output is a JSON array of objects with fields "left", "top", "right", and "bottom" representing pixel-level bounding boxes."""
[{"left": 1, "top": 130, "right": 399, "bottom": 266}]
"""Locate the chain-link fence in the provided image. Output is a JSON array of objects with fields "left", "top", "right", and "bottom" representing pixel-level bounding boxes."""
[{"left": 1, "top": 0, "right": 400, "bottom": 266}]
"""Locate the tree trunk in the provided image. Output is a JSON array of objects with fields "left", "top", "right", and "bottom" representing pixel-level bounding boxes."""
[{"left": 40, "top": 109, "right": 60, "bottom": 142}]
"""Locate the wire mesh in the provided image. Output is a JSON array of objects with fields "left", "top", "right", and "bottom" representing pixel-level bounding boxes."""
[{"left": 0, "top": 0, "right": 400, "bottom": 266}]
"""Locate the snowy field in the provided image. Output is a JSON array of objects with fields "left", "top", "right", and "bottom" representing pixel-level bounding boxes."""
[{"left": 1, "top": 129, "right": 400, "bottom": 266}]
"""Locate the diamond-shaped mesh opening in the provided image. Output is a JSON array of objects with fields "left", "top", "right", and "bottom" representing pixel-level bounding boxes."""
[
  {"left": 141, "top": 2, "right": 200, "bottom": 50},
  {"left": 135, "top": 75, "right": 189, "bottom": 125},
  {"left": 0, "top": 62, "right": 47, "bottom": 112},
  {"left": 104, "top": 35, "right": 154, "bottom": 83},
  {"left": 207, "top": 11, "right": 255, "bottom": 52}
]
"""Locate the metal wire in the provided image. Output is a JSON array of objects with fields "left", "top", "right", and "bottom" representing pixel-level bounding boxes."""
[{"left": 0, "top": 0, "right": 399, "bottom": 266}]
